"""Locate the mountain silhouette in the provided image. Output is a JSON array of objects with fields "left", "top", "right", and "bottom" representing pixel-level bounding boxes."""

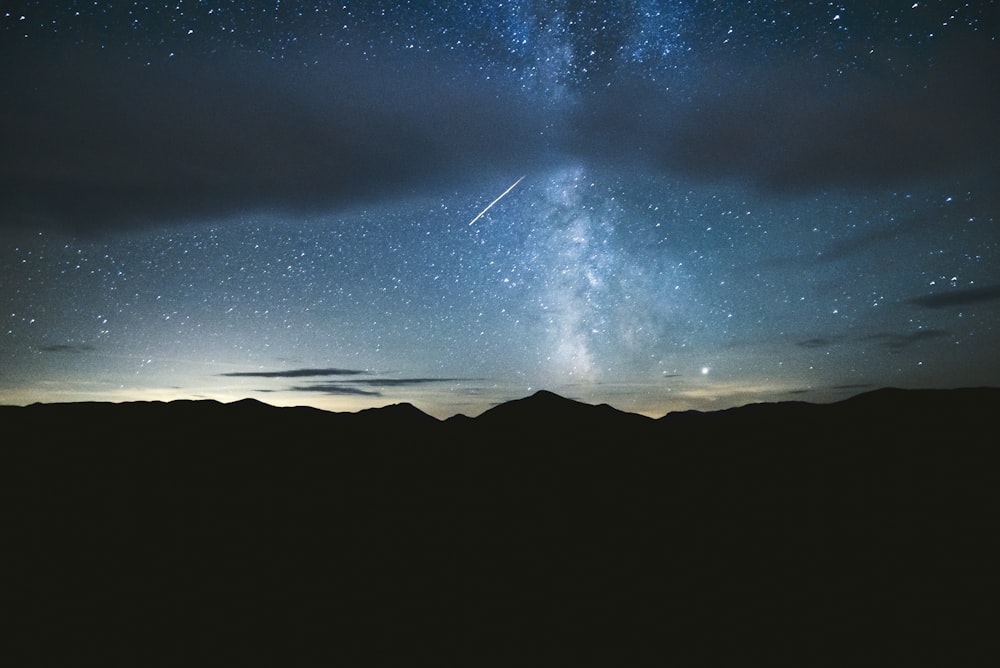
[
  {"left": 7, "top": 386, "right": 996, "bottom": 443},
  {"left": 5, "top": 387, "right": 999, "bottom": 666},
  {"left": 473, "top": 389, "right": 653, "bottom": 441},
  {"left": 657, "top": 386, "right": 997, "bottom": 448},
  {"left": 352, "top": 400, "right": 439, "bottom": 425}
]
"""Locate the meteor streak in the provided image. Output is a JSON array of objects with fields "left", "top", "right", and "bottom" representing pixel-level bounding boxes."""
[{"left": 467, "top": 176, "right": 525, "bottom": 226}]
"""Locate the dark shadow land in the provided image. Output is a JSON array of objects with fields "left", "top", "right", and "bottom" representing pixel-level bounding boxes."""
[{"left": 4, "top": 388, "right": 999, "bottom": 666}]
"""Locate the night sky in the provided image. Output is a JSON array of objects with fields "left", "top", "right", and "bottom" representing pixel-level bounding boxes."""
[{"left": 2, "top": 1, "right": 998, "bottom": 418}]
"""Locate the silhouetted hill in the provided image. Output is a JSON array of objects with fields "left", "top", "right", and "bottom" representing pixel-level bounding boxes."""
[
  {"left": 658, "top": 386, "right": 998, "bottom": 447},
  {"left": 473, "top": 389, "right": 654, "bottom": 441},
  {"left": 351, "top": 400, "right": 439, "bottom": 426},
  {"left": 4, "top": 387, "right": 1000, "bottom": 666},
  {"left": 443, "top": 412, "right": 473, "bottom": 426}
]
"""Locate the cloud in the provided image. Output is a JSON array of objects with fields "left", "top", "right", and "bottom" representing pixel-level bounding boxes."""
[
  {"left": 907, "top": 285, "right": 1000, "bottom": 309},
  {"left": 798, "top": 329, "right": 951, "bottom": 353},
  {"left": 220, "top": 367, "right": 366, "bottom": 378},
  {"left": 579, "top": 37, "right": 999, "bottom": 193},
  {"left": 796, "top": 337, "right": 841, "bottom": 349},
  {"left": 0, "top": 45, "right": 549, "bottom": 232},
  {"left": 4, "top": 32, "right": 995, "bottom": 235},
  {"left": 346, "top": 378, "right": 475, "bottom": 387},
  {"left": 818, "top": 225, "right": 902, "bottom": 263},
  {"left": 290, "top": 384, "right": 382, "bottom": 397},
  {"left": 37, "top": 343, "right": 96, "bottom": 353},
  {"left": 864, "top": 329, "right": 950, "bottom": 351},
  {"left": 818, "top": 199, "right": 995, "bottom": 263},
  {"left": 284, "top": 376, "right": 475, "bottom": 396}
]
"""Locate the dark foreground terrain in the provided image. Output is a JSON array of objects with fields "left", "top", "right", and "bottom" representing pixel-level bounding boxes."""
[{"left": 4, "top": 388, "right": 999, "bottom": 666}]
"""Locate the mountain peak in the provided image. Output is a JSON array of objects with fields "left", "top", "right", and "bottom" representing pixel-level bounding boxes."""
[
  {"left": 473, "top": 389, "right": 652, "bottom": 439},
  {"left": 476, "top": 390, "right": 581, "bottom": 419},
  {"left": 227, "top": 397, "right": 273, "bottom": 410},
  {"left": 355, "top": 402, "right": 438, "bottom": 423},
  {"left": 528, "top": 389, "right": 565, "bottom": 401}
]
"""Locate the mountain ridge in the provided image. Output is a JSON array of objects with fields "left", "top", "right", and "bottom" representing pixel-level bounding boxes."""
[
  {"left": 5, "top": 386, "right": 997, "bottom": 446},
  {"left": 10, "top": 384, "right": 998, "bottom": 421}
]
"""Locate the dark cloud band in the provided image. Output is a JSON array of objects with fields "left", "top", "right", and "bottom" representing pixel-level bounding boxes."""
[
  {"left": 864, "top": 330, "right": 950, "bottom": 351},
  {"left": 0, "top": 45, "right": 547, "bottom": 232},
  {"left": 3, "top": 36, "right": 996, "bottom": 234},
  {"left": 290, "top": 385, "right": 382, "bottom": 397},
  {"left": 37, "top": 343, "right": 97, "bottom": 353},
  {"left": 221, "top": 368, "right": 366, "bottom": 378},
  {"left": 908, "top": 285, "right": 1000, "bottom": 309}
]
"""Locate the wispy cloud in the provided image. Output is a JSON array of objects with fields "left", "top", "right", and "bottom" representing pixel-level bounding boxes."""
[
  {"left": 37, "top": 343, "right": 96, "bottom": 353},
  {"left": 220, "top": 367, "right": 477, "bottom": 397},
  {"left": 796, "top": 337, "right": 841, "bottom": 349},
  {"left": 346, "top": 378, "right": 475, "bottom": 387},
  {"left": 290, "top": 384, "right": 382, "bottom": 396},
  {"left": 221, "top": 367, "right": 366, "bottom": 378},
  {"left": 864, "top": 329, "right": 950, "bottom": 350},
  {"left": 285, "top": 376, "right": 477, "bottom": 397},
  {"left": 908, "top": 285, "right": 1000, "bottom": 309}
]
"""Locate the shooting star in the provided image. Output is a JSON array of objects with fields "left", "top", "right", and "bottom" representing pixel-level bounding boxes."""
[{"left": 467, "top": 176, "right": 525, "bottom": 226}]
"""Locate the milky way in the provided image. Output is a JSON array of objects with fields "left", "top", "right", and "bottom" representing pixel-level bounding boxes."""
[{"left": 2, "top": 1, "right": 998, "bottom": 417}]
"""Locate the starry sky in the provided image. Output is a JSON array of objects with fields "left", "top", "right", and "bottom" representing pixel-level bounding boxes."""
[{"left": 2, "top": 1, "right": 999, "bottom": 418}]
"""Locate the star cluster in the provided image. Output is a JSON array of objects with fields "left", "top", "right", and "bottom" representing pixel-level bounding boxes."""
[{"left": 2, "top": 2, "right": 998, "bottom": 417}]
